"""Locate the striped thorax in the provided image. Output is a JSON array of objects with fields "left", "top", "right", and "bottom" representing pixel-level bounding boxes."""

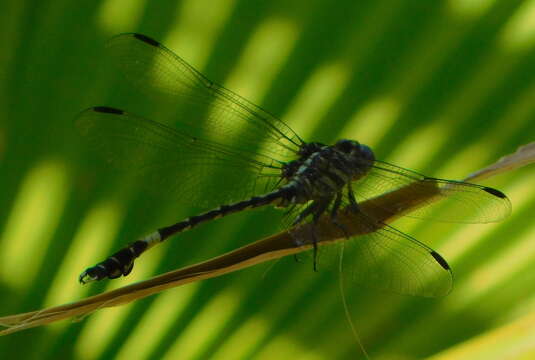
[{"left": 280, "top": 140, "right": 375, "bottom": 205}]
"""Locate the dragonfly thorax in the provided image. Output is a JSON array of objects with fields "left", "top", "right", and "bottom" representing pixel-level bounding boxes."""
[{"left": 282, "top": 140, "right": 375, "bottom": 204}]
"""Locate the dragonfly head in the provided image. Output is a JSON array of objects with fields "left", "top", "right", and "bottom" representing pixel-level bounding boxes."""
[
  {"left": 335, "top": 139, "right": 374, "bottom": 159},
  {"left": 335, "top": 139, "right": 375, "bottom": 175}
]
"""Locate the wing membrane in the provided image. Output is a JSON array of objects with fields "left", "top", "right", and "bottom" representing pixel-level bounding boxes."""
[
  {"left": 290, "top": 203, "right": 452, "bottom": 297},
  {"left": 352, "top": 160, "right": 511, "bottom": 223},
  {"left": 337, "top": 220, "right": 452, "bottom": 297},
  {"left": 106, "top": 33, "right": 301, "bottom": 161},
  {"left": 75, "top": 107, "right": 283, "bottom": 206}
]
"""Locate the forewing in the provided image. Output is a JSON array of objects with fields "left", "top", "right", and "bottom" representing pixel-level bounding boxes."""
[
  {"left": 106, "top": 33, "right": 302, "bottom": 161},
  {"left": 75, "top": 107, "right": 283, "bottom": 206},
  {"left": 351, "top": 160, "right": 511, "bottom": 223}
]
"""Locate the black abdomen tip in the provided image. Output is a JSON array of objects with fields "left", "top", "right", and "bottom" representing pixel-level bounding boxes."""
[
  {"left": 93, "top": 106, "right": 123, "bottom": 115},
  {"left": 133, "top": 33, "right": 160, "bottom": 47},
  {"left": 483, "top": 187, "right": 507, "bottom": 199},
  {"left": 430, "top": 251, "right": 450, "bottom": 270}
]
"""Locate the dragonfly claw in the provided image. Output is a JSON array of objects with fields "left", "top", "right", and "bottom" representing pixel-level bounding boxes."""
[{"left": 79, "top": 269, "right": 99, "bottom": 284}]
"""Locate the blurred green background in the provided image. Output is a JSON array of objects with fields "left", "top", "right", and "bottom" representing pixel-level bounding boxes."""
[{"left": 1, "top": 0, "right": 534, "bottom": 359}]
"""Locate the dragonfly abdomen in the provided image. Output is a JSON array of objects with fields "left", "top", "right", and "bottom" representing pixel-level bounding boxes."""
[{"left": 79, "top": 187, "right": 294, "bottom": 283}]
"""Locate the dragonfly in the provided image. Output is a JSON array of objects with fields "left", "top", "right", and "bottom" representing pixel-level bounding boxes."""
[{"left": 76, "top": 33, "right": 511, "bottom": 297}]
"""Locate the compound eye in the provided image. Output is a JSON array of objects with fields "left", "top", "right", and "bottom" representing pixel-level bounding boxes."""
[{"left": 336, "top": 139, "right": 354, "bottom": 153}]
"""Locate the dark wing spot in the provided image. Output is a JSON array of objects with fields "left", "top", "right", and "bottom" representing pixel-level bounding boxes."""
[
  {"left": 483, "top": 187, "right": 507, "bottom": 199},
  {"left": 93, "top": 106, "right": 123, "bottom": 115},
  {"left": 430, "top": 251, "right": 450, "bottom": 270},
  {"left": 133, "top": 33, "right": 161, "bottom": 47}
]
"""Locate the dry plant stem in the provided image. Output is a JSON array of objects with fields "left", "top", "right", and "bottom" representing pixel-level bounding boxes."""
[
  {"left": 0, "top": 181, "right": 440, "bottom": 335},
  {"left": 465, "top": 142, "right": 535, "bottom": 182},
  {"left": 4, "top": 142, "right": 533, "bottom": 334}
]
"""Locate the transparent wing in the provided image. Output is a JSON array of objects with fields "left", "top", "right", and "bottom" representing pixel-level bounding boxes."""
[
  {"left": 75, "top": 106, "right": 284, "bottom": 206},
  {"left": 106, "top": 33, "right": 302, "bottom": 161},
  {"left": 289, "top": 202, "right": 452, "bottom": 297},
  {"left": 351, "top": 160, "right": 511, "bottom": 223},
  {"left": 336, "top": 220, "right": 452, "bottom": 297}
]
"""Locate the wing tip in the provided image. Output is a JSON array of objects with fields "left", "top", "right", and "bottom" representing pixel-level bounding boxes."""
[
  {"left": 132, "top": 33, "right": 161, "bottom": 47},
  {"left": 92, "top": 106, "right": 124, "bottom": 115},
  {"left": 483, "top": 186, "right": 507, "bottom": 199},
  {"left": 430, "top": 250, "right": 450, "bottom": 271}
]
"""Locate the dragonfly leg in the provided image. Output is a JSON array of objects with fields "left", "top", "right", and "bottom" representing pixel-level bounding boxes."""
[
  {"left": 290, "top": 197, "right": 331, "bottom": 270},
  {"left": 291, "top": 201, "right": 320, "bottom": 226},
  {"left": 311, "top": 198, "right": 331, "bottom": 271},
  {"left": 347, "top": 185, "right": 360, "bottom": 213},
  {"left": 330, "top": 192, "right": 350, "bottom": 238},
  {"left": 290, "top": 201, "right": 323, "bottom": 255},
  {"left": 308, "top": 223, "right": 319, "bottom": 271},
  {"left": 284, "top": 204, "right": 297, "bottom": 217}
]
